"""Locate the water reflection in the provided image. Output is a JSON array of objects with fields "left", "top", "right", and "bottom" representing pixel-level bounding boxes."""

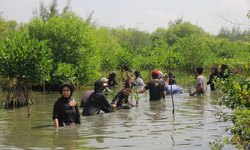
[
  {"left": 196, "top": 96, "right": 206, "bottom": 112},
  {"left": 171, "top": 114, "right": 176, "bottom": 150},
  {"left": 83, "top": 114, "right": 114, "bottom": 143},
  {"left": 146, "top": 101, "right": 167, "bottom": 120},
  {"left": 53, "top": 126, "right": 81, "bottom": 150},
  {"left": 210, "top": 90, "right": 223, "bottom": 102}
]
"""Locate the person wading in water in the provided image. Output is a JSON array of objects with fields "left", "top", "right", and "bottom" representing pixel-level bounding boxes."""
[
  {"left": 82, "top": 80, "right": 116, "bottom": 116},
  {"left": 137, "top": 70, "right": 166, "bottom": 101},
  {"left": 53, "top": 83, "right": 81, "bottom": 127}
]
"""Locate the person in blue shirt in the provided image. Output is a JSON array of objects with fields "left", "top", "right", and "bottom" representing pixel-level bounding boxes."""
[{"left": 164, "top": 75, "right": 183, "bottom": 94}]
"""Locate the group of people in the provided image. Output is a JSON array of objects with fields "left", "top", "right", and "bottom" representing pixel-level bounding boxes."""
[
  {"left": 190, "top": 64, "right": 233, "bottom": 96},
  {"left": 52, "top": 64, "right": 233, "bottom": 127},
  {"left": 52, "top": 80, "right": 136, "bottom": 127}
]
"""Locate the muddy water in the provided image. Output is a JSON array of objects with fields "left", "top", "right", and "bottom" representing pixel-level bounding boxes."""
[{"left": 0, "top": 86, "right": 236, "bottom": 150}]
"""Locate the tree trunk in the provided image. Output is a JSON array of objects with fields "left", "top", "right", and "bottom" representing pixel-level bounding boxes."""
[{"left": 121, "top": 68, "right": 123, "bottom": 86}]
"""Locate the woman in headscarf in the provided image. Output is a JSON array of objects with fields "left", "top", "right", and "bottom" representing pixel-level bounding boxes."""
[
  {"left": 134, "top": 71, "right": 145, "bottom": 86},
  {"left": 108, "top": 72, "right": 118, "bottom": 86},
  {"left": 82, "top": 80, "right": 116, "bottom": 116},
  {"left": 219, "top": 64, "right": 234, "bottom": 80},
  {"left": 52, "top": 83, "right": 81, "bottom": 127},
  {"left": 207, "top": 66, "right": 221, "bottom": 91}
]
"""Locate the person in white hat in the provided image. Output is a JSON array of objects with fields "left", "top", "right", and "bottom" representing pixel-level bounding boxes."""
[
  {"left": 101, "top": 77, "right": 113, "bottom": 95},
  {"left": 158, "top": 71, "right": 165, "bottom": 85}
]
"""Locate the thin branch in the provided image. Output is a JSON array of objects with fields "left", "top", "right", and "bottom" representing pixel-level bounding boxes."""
[{"left": 215, "top": 9, "right": 249, "bottom": 26}]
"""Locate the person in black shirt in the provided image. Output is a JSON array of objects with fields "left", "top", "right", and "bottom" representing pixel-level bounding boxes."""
[
  {"left": 207, "top": 66, "right": 221, "bottom": 91},
  {"left": 219, "top": 64, "right": 233, "bottom": 81},
  {"left": 168, "top": 71, "right": 177, "bottom": 85},
  {"left": 137, "top": 70, "right": 166, "bottom": 101},
  {"left": 112, "top": 82, "right": 137, "bottom": 109},
  {"left": 82, "top": 80, "right": 116, "bottom": 116},
  {"left": 80, "top": 90, "right": 94, "bottom": 108},
  {"left": 52, "top": 83, "right": 81, "bottom": 127},
  {"left": 108, "top": 72, "right": 118, "bottom": 86}
]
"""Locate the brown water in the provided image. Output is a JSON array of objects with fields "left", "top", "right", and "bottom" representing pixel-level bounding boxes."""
[{"left": 0, "top": 86, "right": 237, "bottom": 150}]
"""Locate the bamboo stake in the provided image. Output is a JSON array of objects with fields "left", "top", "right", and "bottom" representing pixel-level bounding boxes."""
[{"left": 168, "top": 38, "right": 175, "bottom": 114}]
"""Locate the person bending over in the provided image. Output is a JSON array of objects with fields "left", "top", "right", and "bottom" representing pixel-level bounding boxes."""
[
  {"left": 82, "top": 80, "right": 116, "bottom": 116},
  {"left": 80, "top": 90, "right": 94, "bottom": 108},
  {"left": 112, "top": 82, "right": 138, "bottom": 109},
  {"left": 164, "top": 75, "right": 183, "bottom": 94}
]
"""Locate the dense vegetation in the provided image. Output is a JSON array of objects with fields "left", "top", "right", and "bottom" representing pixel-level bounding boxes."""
[
  {"left": 1, "top": 11, "right": 249, "bottom": 87},
  {"left": 209, "top": 68, "right": 250, "bottom": 149},
  {"left": 0, "top": 6, "right": 249, "bottom": 88},
  {"left": 209, "top": 12, "right": 250, "bottom": 150},
  {"left": 1, "top": 0, "right": 250, "bottom": 148}
]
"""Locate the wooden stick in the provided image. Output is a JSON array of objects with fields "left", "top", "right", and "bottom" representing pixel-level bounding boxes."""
[{"left": 168, "top": 38, "right": 175, "bottom": 114}]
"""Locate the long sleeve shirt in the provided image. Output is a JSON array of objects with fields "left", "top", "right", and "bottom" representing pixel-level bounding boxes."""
[
  {"left": 53, "top": 97, "right": 81, "bottom": 127},
  {"left": 82, "top": 92, "right": 113, "bottom": 116}
]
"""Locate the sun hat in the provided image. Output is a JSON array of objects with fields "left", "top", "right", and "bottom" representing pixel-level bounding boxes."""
[
  {"left": 101, "top": 77, "right": 109, "bottom": 86},
  {"left": 101, "top": 77, "right": 109, "bottom": 83}
]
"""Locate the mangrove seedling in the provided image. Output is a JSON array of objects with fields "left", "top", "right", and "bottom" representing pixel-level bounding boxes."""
[
  {"left": 133, "top": 88, "right": 141, "bottom": 104},
  {"left": 107, "top": 91, "right": 116, "bottom": 101}
]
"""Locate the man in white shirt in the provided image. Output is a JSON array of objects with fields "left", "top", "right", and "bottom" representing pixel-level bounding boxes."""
[{"left": 190, "top": 67, "right": 207, "bottom": 96}]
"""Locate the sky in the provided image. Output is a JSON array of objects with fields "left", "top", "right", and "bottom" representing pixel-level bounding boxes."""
[{"left": 0, "top": 0, "right": 250, "bottom": 35}]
